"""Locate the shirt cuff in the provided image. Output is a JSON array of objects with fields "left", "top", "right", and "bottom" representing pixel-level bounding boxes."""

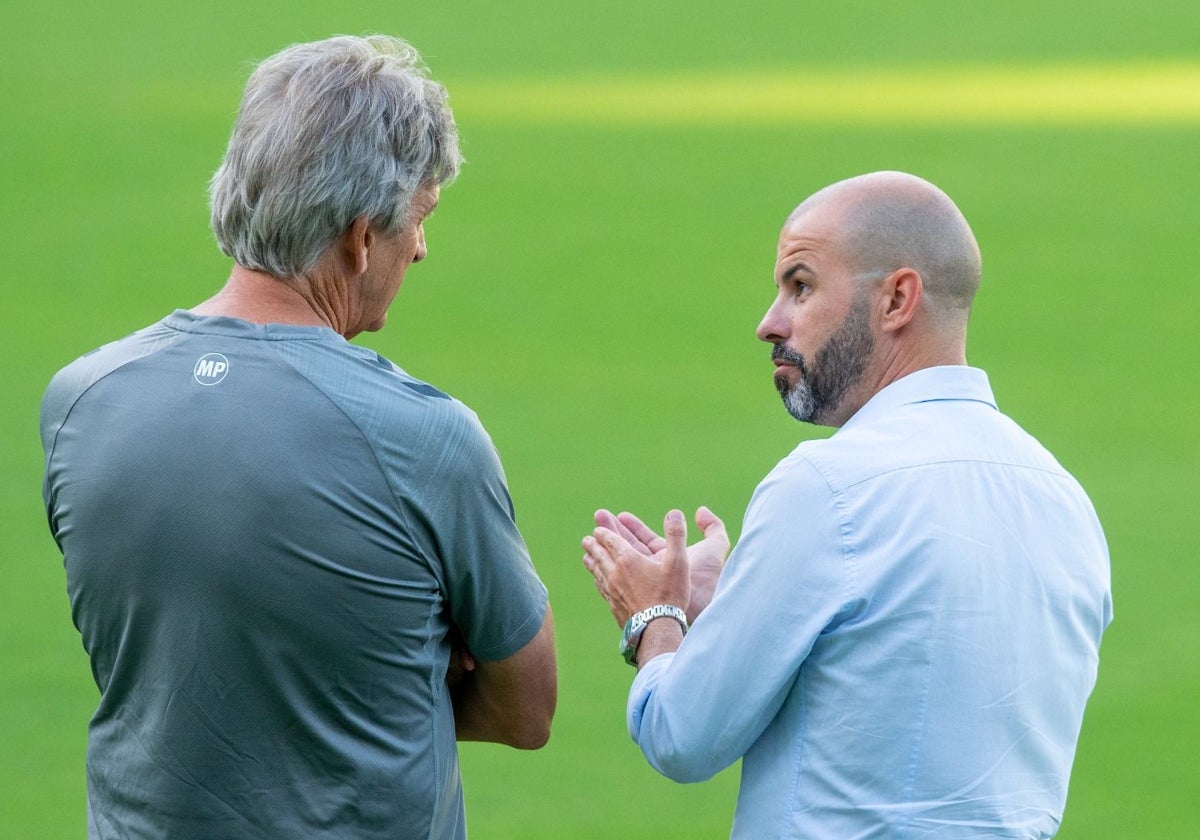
[{"left": 626, "top": 651, "right": 676, "bottom": 743}]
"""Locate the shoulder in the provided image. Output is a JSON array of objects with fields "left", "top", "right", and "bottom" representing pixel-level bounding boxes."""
[
  {"left": 280, "top": 342, "right": 475, "bottom": 431},
  {"left": 760, "top": 430, "right": 876, "bottom": 503},
  {"left": 41, "top": 320, "right": 180, "bottom": 447},
  {"left": 745, "top": 445, "right": 841, "bottom": 530},
  {"left": 287, "top": 343, "right": 502, "bottom": 475},
  {"left": 719, "top": 444, "right": 854, "bottom": 615},
  {"left": 798, "top": 397, "right": 1070, "bottom": 495},
  {"left": 45, "top": 320, "right": 179, "bottom": 396}
]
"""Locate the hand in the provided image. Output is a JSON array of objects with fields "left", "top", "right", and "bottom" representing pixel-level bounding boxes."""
[
  {"left": 595, "top": 507, "right": 729, "bottom": 623},
  {"left": 445, "top": 624, "right": 478, "bottom": 689},
  {"left": 582, "top": 509, "right": 691, "bottom": 627}
]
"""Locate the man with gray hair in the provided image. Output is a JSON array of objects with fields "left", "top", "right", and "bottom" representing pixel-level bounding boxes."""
[
  {"left": 583, "top": 172, "right": 1111, "bottom": 837},
  {"left": 41, "top": 35, "right": 556, "bottom": 839}
]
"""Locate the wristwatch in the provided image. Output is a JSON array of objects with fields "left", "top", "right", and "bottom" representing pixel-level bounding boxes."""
[{"left": 619, "top": 604, "right": 688, "bottom": 666}]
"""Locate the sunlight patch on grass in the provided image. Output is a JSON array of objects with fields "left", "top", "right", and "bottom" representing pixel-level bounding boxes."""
[{"left": 450, "top": 63, "right": 1200, "bottom": 126}]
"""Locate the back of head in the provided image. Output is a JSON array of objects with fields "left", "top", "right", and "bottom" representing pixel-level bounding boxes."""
[
  {"left": 797, "top": 172, "right": 982, "bottom": 325},
  {"left": 209, "top": 34, "right": 462, "bottom": 279}
]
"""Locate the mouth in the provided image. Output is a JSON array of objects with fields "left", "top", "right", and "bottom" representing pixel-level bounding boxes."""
[{"left": 771, "top": 346, "right": 805, "bottom": 370}]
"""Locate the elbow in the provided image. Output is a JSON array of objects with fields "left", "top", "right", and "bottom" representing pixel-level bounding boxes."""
[
  {"left": 506, "top": 684, "right": 557, "bottom": 750},
  {"left": 633, "top": 709, "right": 724, "bottom": 782},
  {"left": 506, "top": 707, "right": 555, "bottom": 750},
  {"left": 454, "top": 706, "right": 554, "bottom": 750},
  {"left": 647, "top": 748, "right": 720, "bottom": 784},
  {"left": 630, "top": 699, "right": 722, "bottom": 782},
  {"left": 512, "top": 723, "right": 551, "bottom": 751}
]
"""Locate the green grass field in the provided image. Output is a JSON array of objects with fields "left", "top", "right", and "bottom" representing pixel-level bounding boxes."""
[{"left": 3, "top": 1, "right": 1198, "bottom": 836}]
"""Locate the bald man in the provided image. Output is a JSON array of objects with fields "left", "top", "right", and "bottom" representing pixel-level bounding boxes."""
[{"left": 582, "top": 172, "right": 1111, "bottom": 838}]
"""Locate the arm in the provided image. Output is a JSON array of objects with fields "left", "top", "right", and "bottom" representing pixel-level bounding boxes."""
[
  {"left": 453, "top": 607, "right": 557, "bottom": 749},
  {"left": 584, "top": 460, "right": 847, "bottom": 781},
  {"left": 400, "top": 405, "right": 556, "bottom": 747}
]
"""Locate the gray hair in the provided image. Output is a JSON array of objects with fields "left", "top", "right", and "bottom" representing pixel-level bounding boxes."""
[{"left": 209, "top": 34, "right": 462, "bottom": 278}]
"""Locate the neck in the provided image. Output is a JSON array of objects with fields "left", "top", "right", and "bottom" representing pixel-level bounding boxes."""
[
  {"left": 192, "top": 265, "right": 333, "bottom": 330},
  {"left": 831, "top": 336, "right": 967, "bottom": 427}
]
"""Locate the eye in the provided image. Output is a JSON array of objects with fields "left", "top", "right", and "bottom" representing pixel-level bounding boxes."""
[{"left": 793, "top": 280, "right": 810, "bottom": 297}]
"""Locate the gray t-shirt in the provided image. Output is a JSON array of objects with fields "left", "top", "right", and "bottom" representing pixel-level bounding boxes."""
[{"left": 41, "top": 311, "right": 549, "bottom": 840}]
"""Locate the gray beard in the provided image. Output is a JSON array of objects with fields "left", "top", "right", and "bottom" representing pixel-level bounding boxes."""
[{"left": 775, "top": 295, "right": 874, "bottom": 425}]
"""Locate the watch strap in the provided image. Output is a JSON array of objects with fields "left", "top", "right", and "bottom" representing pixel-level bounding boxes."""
[{"left": 619, "top": 604, "right": 688, "bottom": 666}]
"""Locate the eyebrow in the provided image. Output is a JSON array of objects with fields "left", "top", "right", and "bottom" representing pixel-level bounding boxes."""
[{"left": 778, "top": 261, "right": 815, "bottom": 285}]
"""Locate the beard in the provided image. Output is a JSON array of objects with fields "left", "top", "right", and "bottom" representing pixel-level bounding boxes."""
[{"left": 772, "top": 295, "right": 874, "bottom": 425}]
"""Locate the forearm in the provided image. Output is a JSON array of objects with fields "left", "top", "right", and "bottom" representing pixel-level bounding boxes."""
[
  {"left": 633, "top": 616, "right": 685, "bottom": 669},
  {"left": 452, "top": 608, "right": 557, "bottom": 749},
  {"left": 626, "top": 652, "right": 729, "bottom": 783},
  {"left": 452, "top": 670, "right": 550, "bottom": 749}
]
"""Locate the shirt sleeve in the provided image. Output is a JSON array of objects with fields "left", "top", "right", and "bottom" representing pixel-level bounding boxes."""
[
  {"left": 626, "top": 451, "right": 853, "bottom": 782},
  {"left": 402, "top": 402, "right": 548, "bottom": 662}
]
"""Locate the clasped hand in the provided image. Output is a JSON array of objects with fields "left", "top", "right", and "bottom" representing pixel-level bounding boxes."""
[{"left": 582, "top": 506, "right": 730, "bottom": 627}]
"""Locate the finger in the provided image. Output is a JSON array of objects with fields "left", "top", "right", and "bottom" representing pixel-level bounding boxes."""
[
  {"left": 586, "top": 532, "right": 629, "bottom": 579},
  {"left": 594, "top": 509, "right": 621, "bottom": 532},
  {"left": 613, "top": 515, "right": 655, "bottom": 556},
  {"left": 695, "top": 506, "right": 730, "bottom": 543},
  {"left": 591, "top": 525, "right": 634, "bottom": 560},
  {"left": 582, "top": 536, "right": 615, "bottom": 577},
  {"left": 596, "top": 512, "right": 648, "bottom": 568},
  {"left": 618, "top": 511, "right": 668, "bottom": 553},
  {"left": 662, "top": 509, "right": 688, "bottom": 568},
  {"left": 595, "top": 508, "right": 651, "bottom": 556},
  {"left": 598, "top": 508, "right": 662, "bottom": 561}
]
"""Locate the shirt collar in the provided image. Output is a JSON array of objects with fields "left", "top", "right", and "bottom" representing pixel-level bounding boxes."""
[
  {"left": 839, "top": 365, "right": 997, "bottom": 434},
  {"left": 163, "top": 309, "right": 344, "bottom": 342}
]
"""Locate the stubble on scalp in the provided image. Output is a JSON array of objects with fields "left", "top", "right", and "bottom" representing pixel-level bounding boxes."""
[{"left": 792, "top": 171, "right": 983, "bottom": 320}]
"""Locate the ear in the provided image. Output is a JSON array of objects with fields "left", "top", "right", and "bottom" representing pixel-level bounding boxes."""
[
  {"left": 878, "top": 267, "right": 922, "bottom": 333},
  {"left": 338, "top": 216, "right": 374, "bottom": 277}
]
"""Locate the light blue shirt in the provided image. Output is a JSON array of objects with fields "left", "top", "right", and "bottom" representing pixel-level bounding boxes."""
[{"left": 628, "top": 366, "right": 1111, "bottom": 839}]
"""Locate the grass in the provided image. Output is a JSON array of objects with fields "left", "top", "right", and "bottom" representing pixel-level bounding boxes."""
[{"left": 2, "top": 1, "right": 1198, "bottom": 836}]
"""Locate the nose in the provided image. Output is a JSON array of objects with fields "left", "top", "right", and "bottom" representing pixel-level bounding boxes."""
[
  {"left": 413, "top": 225, "right": 428, "bottom": 263},
  {"left": 756, "top": 293, "right": 789, "bottom": 344}
]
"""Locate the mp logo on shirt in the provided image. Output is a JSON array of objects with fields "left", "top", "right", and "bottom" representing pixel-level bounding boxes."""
[{"left": 193, "top": 353, "right": 230, "bottom": 386}]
